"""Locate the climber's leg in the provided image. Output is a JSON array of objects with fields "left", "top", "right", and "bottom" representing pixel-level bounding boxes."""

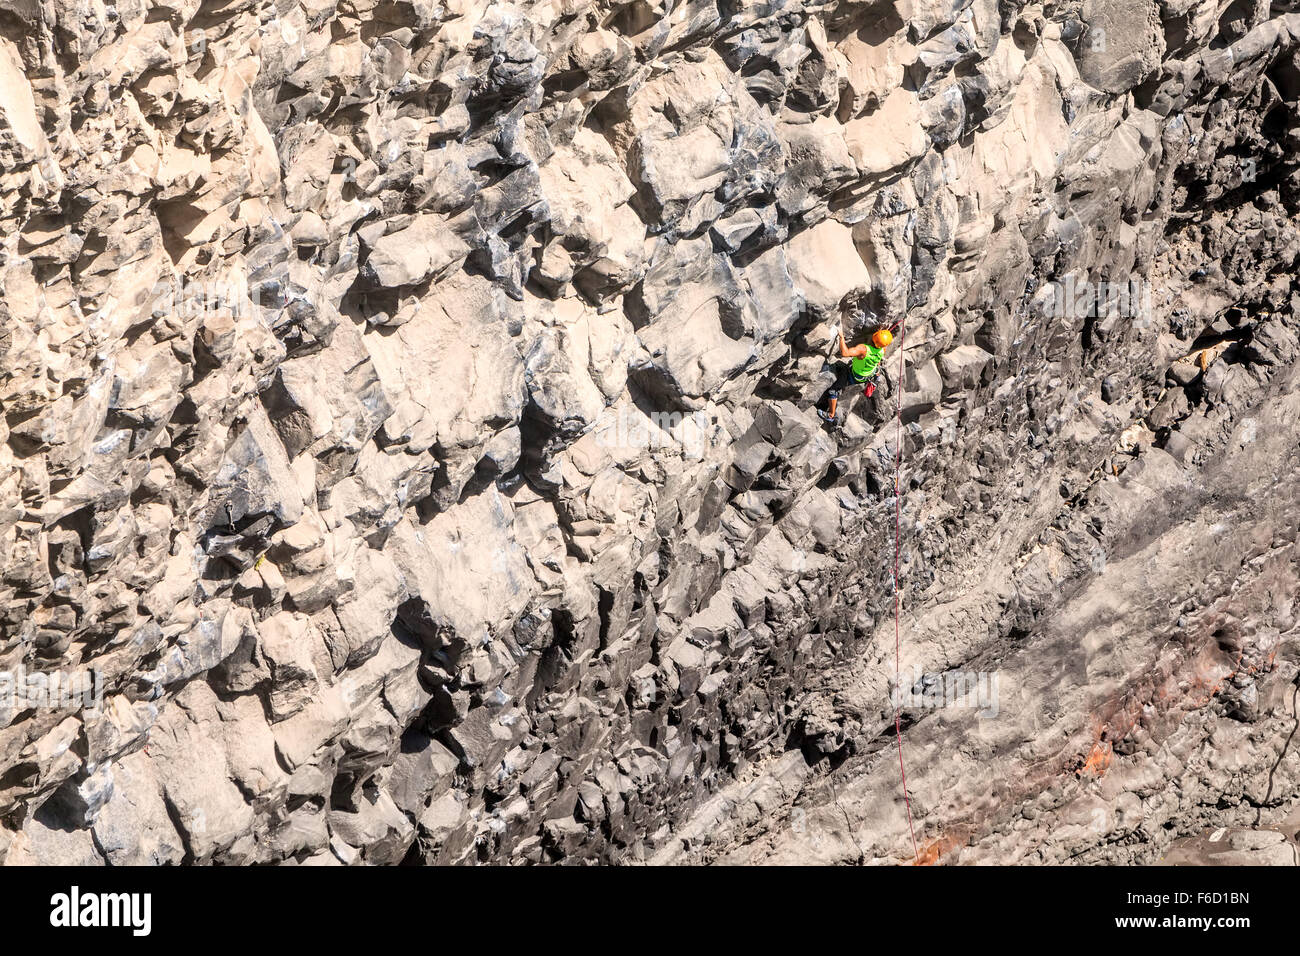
[{"left": 819, "top": 388, "right": 840, "bottom": 424}]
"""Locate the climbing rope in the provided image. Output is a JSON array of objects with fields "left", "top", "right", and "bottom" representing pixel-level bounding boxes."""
[{"left": 892, "top": 315, "right": 919, "bottom": 864}]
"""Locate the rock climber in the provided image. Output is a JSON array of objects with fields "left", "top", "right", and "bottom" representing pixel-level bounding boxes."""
[{"left": 818, "top": 323, "right": 894, "bottom": 424}]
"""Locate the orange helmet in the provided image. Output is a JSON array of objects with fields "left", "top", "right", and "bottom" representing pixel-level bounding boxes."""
[{"left": 872, "top": 329, "right": 894, "bottom": 349}]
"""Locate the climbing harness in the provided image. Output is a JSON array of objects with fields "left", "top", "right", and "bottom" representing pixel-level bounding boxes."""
[{"left": 892, "top": 315, "right": 919, "bottom": 864}]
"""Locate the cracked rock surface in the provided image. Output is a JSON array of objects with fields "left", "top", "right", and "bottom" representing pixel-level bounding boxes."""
[{"left": 2, "top": 0, "right": 1300, "bottom": 865}]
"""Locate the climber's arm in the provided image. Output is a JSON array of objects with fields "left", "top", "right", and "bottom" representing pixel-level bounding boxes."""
[{"left": 837, "top": 329, "right": 868, "bottom": 359}]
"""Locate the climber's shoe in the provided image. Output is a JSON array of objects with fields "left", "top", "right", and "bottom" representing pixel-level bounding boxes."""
[{"left": 818, "top": 409, "right": 836, "bottom": 425}]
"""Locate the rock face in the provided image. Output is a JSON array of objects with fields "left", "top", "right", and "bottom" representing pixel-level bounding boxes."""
[{"left": 2, "top": 0, "right": 1300, "bottom": 866}]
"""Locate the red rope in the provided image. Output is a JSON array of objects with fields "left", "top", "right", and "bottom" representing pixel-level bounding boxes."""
[{"left": 892, "top": 316, "right": 919, "bottom": 863}]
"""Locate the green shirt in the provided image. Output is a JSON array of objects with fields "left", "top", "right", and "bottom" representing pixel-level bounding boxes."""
[{"left": 850, "top": 345, "right": 885, "bottom": 382}]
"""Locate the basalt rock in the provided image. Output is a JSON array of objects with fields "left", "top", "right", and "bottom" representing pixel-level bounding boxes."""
[{"left": 2, "top": 0, "right": 1300, "bottom": 867}]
